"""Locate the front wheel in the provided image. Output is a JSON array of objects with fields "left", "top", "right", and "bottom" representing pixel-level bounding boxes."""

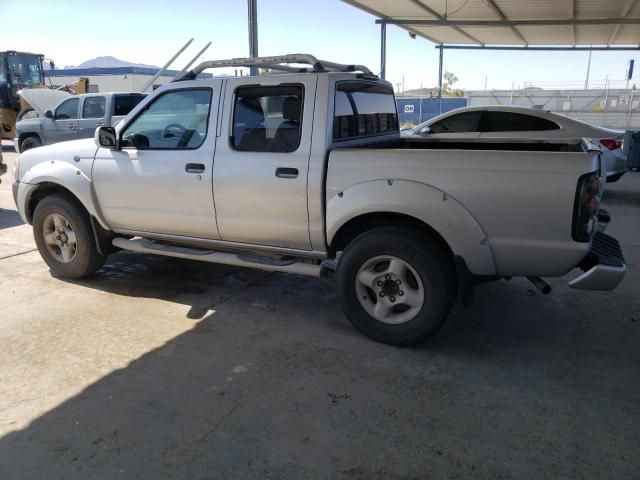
[
  {"left": 336, "top": 227, "right": 456, "bottom": 346},
  {"left": 33, "top": 194, "right": 105, "bottom": 278},
  {"left": 20, "top": 135, "right": 42, "bottom": 152}
]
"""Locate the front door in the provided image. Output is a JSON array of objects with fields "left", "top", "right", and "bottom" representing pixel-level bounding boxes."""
[
  {"left": 212, "top": 77, "right": 316, "bottom": 250},
  {"left": 92, "top": 85, "right": 221, "bottom": 239},
  {"left": 47, "top": 97, "right": 80, "bottom": 144}
]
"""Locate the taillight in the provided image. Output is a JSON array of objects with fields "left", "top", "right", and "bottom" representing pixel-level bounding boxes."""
[
  {"left": 572, "top": 172, "right": 601, "bottom": 242},
  {"left": 600, "top": 139, "right": 621, "bottom": 150}
]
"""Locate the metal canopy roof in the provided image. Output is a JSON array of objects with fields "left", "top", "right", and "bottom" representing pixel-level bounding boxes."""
[{"left": 343, "top": 0, "right": 640, "bottom": 46}]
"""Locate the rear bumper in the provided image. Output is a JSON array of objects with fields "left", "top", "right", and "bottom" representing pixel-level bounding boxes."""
[{"left": 569, "top": 232, "right": 626, "bottom": 291}]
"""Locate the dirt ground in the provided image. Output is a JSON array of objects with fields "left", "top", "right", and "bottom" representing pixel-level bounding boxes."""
[{"left": 1, "top": 140, "right": 639, "bottom": 479}]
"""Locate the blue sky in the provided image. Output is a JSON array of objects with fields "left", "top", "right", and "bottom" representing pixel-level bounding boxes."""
[{"left": 1, "top": 0, "right": 638, "bottom": 91}]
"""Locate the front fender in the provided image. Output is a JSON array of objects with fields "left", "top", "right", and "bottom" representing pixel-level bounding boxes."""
[
  {"left": 18, "top": 160, "right": 108, "bottom": 228},
  {"left": 16, "top": 122, "right": 45, "bottom": 145},
  {"left": 326, "top": 179, "right": 496, "bottom": 275}
]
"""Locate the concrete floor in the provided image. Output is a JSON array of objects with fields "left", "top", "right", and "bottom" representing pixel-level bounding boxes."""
[{"left": 0, "top": 140, "right": 639, "bottom": 479}]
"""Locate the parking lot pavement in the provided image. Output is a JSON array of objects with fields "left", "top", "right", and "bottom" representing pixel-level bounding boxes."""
[{"left": 0, "top": 139, "right": 639, "bottom": 479}]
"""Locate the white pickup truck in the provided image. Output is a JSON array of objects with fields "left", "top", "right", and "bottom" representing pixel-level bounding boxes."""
[{"left": 12, "top": 55, "right": 626, "bottom": 345}]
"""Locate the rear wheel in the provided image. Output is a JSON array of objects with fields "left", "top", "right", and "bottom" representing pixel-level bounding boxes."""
[
  {"left": 336, "top": 227, "right": 455, "bottom": 346},
  {"left": 20, "top": 135, "right": 42, "bottom": 152},
  {"left": 33, "top": 194, "right": 105, "bottom": 278}
]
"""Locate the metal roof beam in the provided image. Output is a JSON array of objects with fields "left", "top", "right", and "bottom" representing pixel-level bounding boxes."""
[
  {"left": 408, "top": 0, "right": 484, "bottom": 45},
  {"left": 570, "top": 0, "right": 576, "bottom": 46},
  {"left": 484, "top": 0, "right": 529, "bottom": 46},
  {"left": 436, "top": 45, "right": 640, "bottom": 51},
  {"left": 376, "top": 18, "right": 640, "bottom": 27},
  {"left": 341, "top": 0, "right": 441, "bottom": 44},
  {"left": 608, "top": 0, "right": 637, "bottom": 45}
]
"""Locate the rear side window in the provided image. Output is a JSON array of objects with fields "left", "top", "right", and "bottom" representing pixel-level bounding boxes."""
[
  {"left": 482, "top": 111, "right": 560, "bottom": 132},
  {"left": 429, "top": 111, "right": 482, "bottom": 133},
  {"left": 333, "top": 82, "right": 397, "bottom": 141},
  {"left": 82, "top": 96, "right": 106, "bottom": 118},
  {"left": 232, "top": 84, "right": 303, "bottom": 153},
  {"left": 114, "top": 94, "right": 146, "bottom": 116}
]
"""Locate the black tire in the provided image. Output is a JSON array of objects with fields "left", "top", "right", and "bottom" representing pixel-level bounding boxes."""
[
  {"left": 336, "top": 227, "right": 456, "bottom": 346},
  {"left": 16, "top": 107, "right": 37, "bottom": 122},
  {"left": 33, "top": 193, "right": 106, "bottom": 278},
  {"left": 20, "top": 135, "right": 42, "bottom": 152}
]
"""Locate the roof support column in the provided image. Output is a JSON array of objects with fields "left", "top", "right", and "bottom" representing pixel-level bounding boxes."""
[
  {"left": 248, "top": 0, "right": 259, "bottom": 75},
  {"left": 437, "top": 45, "right": 444, "bottom": 114},
  {"left": 380, "top": 21, "right": 387, "bottom": 79}
]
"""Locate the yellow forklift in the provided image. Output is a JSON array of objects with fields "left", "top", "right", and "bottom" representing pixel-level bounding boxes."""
[{"left": 0, "top": 50, "right": 88, "bottom": 141}]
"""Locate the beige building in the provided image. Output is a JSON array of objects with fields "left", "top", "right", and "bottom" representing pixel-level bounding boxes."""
[{"left": 45, "top": 67, "right": 212, "bottom": 93}]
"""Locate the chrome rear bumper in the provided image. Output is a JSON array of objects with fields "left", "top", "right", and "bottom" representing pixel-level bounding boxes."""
[{"left": 569, "top": 232, "right": 626, "bottom": 291}]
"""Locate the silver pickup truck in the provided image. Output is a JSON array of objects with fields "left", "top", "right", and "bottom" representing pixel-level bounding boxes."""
[
  {"left": 14, "top": 91, "right": 146, "bottom": 153},
  {"left": 12, "top": 54, "right": 626, "bottom": 345}
]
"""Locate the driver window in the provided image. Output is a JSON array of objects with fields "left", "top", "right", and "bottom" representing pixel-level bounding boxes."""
[
  {"left": 55, "top": 98, "right": 79, "bottom": 120},
  {"left": 429, "top": 111, "right": 482, "bottom": 134},
  {"left": 121, "top": 89, "right": 212, "bottom": 150}
]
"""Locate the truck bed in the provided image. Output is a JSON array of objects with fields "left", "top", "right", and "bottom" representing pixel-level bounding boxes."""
[{"left": 325, "top": 136, "right": 601, "bottom": 277}]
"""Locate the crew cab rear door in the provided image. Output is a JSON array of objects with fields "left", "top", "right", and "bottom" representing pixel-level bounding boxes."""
[
  {"left": 93, "top": 83, "right": 222, "bottom": 239},
  {"left": 212, "top": 76, "right": 316, "bottom": 250},
  {"left": 78, "top": 95, "right": 107, "bottom": 139}
]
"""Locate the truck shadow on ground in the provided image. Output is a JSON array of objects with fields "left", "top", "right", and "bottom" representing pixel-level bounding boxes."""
[
  {"left": 1, "top": 251, "right": 638, "bottom": 479},
  {"left": 602, "top": 178, "right": 640, "bottom": 207},
  {"left": 0, "top": 208, "right": 23, "bottom": 230}
]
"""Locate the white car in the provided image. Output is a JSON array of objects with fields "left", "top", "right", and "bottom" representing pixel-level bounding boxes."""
[{"left": 404, "top": 106, "right": 627, "bottom": 182}]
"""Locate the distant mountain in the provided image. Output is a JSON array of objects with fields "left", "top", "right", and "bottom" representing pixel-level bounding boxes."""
[{"left": 63, "top": 56, "right": 159, "bottom": 70}]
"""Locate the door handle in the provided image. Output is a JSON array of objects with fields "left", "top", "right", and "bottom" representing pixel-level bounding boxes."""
[
  {"left": 68, "top": 125, "right": 78, "bottom": 130},
  {"left": 275, "top": 167, "right": 299, "bottom": 179},
  {"left": 185, "top": 163, "right": 205, "bottom": 173}
]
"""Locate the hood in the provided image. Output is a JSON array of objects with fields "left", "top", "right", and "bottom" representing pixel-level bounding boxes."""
[{"left": 18, "top": 89, "right": 71, "bottom": 114}]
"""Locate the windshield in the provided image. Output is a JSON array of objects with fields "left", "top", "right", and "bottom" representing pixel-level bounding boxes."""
[{"left": 7, "top": 53, "right": 43, "bottom": 88}]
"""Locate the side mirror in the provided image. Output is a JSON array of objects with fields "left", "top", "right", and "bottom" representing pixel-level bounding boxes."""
[
  {"left": 95, "top": 126, "right": 118, "bottom": 150},
  {"left": 419, "top": 126, "right": 431, "bottom": 134},
  {"left": 44, "top": 110, "right": 53, "bottom": 119}
]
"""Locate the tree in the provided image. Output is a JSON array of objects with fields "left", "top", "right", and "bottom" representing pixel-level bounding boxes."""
[{"left": 442, "top": 70, "right": 464, "bottom": 97}]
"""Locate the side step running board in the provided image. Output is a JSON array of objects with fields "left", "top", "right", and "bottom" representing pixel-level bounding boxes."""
[{"left": 112, "top": 237, "right": 324, "bottom": 277}]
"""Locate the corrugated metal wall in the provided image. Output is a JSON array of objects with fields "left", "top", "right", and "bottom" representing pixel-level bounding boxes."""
[{"left": 396, "top": 98, "right": 467, "bottom": 127}]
